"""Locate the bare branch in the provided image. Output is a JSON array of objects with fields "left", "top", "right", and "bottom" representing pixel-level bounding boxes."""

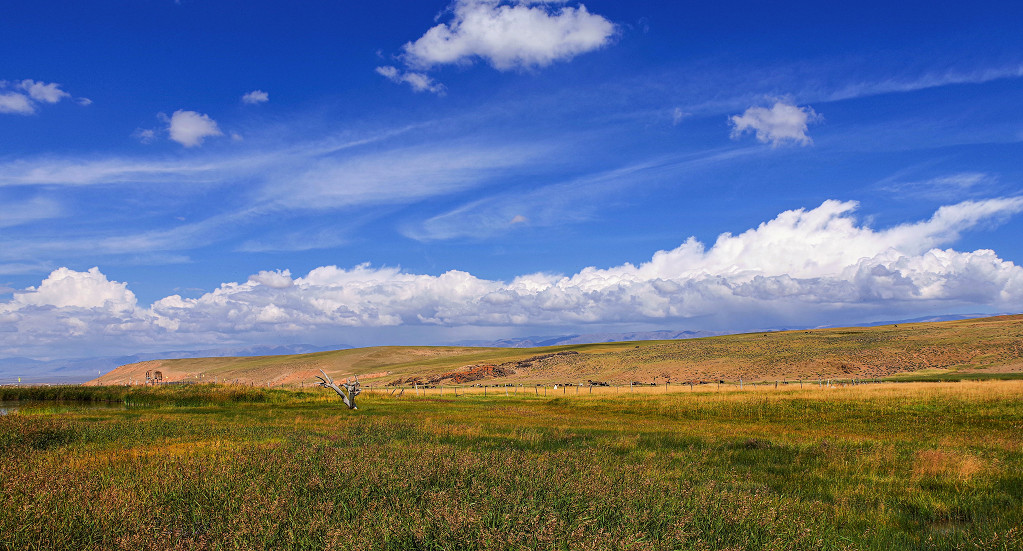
[{"left": 317, "top": 369, "right": 360, "bottom": 409}]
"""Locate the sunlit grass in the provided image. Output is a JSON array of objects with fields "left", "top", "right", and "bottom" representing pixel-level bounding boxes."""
[{"left": 1, "top": 381, "right": 1021, "bottom": 550}]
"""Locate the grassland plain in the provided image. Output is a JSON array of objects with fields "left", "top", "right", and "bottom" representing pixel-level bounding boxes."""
[
  {"left": 1, "top": 381, "right": 1021, "bottom": 550},
  {"left": 86, "top": 315, "right": 1023, "bottom": 388}
]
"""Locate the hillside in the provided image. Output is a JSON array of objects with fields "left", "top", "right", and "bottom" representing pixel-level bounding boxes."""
[{"left": 89, "top": 314, "right": 1023, "bottom": 387}]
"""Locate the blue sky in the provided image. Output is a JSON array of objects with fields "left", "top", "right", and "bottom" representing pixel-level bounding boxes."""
[{"left": 2, "top": 0, "right": 1023, "bottom": 359}]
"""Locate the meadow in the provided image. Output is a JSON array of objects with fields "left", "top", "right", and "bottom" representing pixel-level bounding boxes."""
[{"left": 2, "top": 381, "right": 1021, "bottom": 550}]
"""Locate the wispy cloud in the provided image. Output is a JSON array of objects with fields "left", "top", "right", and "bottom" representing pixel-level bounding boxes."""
[
  {"left": 375, "top": 66, "right": 445, "bottom": 94},
  {"left": 0, "top": 196, "right": 62, "bottom": 228},
  {"left": 404, "top": 146, "right": 763, "bottom": 241},
  {"left": 877, "top": 172, "right": 1000, "bottom": 201},
  {"left": 827, "top": 65, "right": 1023, "bottom": 102},
  {"left": 0, "top": 123, "right": 555, "bottom": 264},
  {"left": 241, "top": 90, "right": 269, "bottom": 104}
]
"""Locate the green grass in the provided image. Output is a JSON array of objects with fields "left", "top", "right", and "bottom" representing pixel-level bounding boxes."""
[
  {"left": 2, "top": 382, "right": 1021, "bottom": 550},
  {"left": 0, "top": 384, "right": 316, "bottom": 406}
]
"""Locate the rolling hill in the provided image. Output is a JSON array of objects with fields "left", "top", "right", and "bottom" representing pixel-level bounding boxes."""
[{"left": 88, "top": 314, "right": 1023, "bottom": 387}]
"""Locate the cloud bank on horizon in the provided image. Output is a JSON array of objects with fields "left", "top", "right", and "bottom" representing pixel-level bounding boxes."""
[{"left": 3, "top": 198, "right": 1022, "bottom": 358}]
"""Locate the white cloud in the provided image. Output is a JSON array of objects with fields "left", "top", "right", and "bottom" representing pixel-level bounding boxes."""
[
  {"left": 242, "top": 90, "right": 269, "bottom": 104},
  {"left": 4, "top": 198, "right": 1023, "bottom": 357},
  {"left": 9, "top": 267, "right": 137, "bottom": 313},
  {"left": 401, "top": 0, "right": 616, "bottom": 71},
  {"left": 375, "top": 66, "right": 446, "bottom": 94},
  {"left": 730, "top": 100, "right": 821, "bottom": 146},
  {"left": 167, "top": 110, "right": 223, "bottom": 147},
  {"left": 0, "top": 92, "right": 35, "bottom": 115},
  {"left": 20, "top": 80, "right": 70, "bottom": 103},
  {"left": 0, "top": 80, "right": 79, "bottom": 115}
]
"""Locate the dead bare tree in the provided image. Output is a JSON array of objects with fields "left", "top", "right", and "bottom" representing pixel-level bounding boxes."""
[{"left": 316, "top": 369, "right": 361, "bottom": 409}]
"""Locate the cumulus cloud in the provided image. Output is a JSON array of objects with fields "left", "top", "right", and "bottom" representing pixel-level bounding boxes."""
[
  {"left": 379, "top": 0, "right": 615, "bottom": 92},
  {"left": 8, "top": 267, "right": 137, "bottom": 313},
  {"left": 403, "top": 0, "right": 616, "bottom": 71},
  {"left": 3, "top": 198, "right": 1023, "bottom": 357},
  {"left": 0, "top": 80, "right": 79, "bottom": 115},
  {"left": 166, "top": 110, "right": 223, "bottom": 147},
  {"left": 375, "top": 66, "right": 446, "bottom": 94},
  {"left": 730, "top": 100, "right": 821, "bottom": 146},
  {"left": 242, "top": 90, "right": 269, "bottom": 104}
]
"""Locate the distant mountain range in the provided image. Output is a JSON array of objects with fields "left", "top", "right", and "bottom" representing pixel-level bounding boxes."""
[
  {"left": 458, "top": 329, "right": 722, "bottom": 348},
  {"left": 458, "top": 314, "right": 1002, "bottom": 348}
]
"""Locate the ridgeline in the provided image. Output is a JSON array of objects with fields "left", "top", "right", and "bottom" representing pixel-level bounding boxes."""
[{"left": 89, "top": 314, "right": 1023, "bottom": 387}]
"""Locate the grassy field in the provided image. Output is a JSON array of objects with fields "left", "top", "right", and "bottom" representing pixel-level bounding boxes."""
[
  {"left": 2, "top": 381, "right": 1021, "bottom": 550},
  {"left": 87, "top": 315, "right": 1023, "bottom": 388}
]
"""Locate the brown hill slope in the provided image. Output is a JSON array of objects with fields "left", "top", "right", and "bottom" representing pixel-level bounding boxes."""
[{"left": 88, "top": 314, "right": 1023, "bottom": 387}]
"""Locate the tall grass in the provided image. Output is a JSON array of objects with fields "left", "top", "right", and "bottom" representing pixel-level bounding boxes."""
[
  {"left": 0, "top": 384, "right": 318, "bottom": 406},
  {"left": 1, "top": 382, "right": 1020, "bottom": 550}
]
